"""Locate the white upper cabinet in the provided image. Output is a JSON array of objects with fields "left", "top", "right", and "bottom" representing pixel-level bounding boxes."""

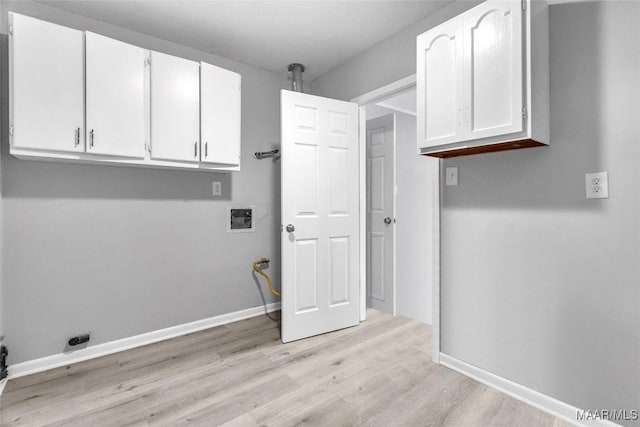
[
  {"left": 9, "top": 13, "right": 242, "bottom": 172},
  {"left": 150, "top": 51, "right": 201, "bottom": 163},
  {"left": 10, "top": 13, "right": 84, "bottom": 153},
  {"left": 86, "top": 32, "right": 146, "bottom": 158},
  {"left": 417, "top": 0, "right": 549, "bottom": 158},
  {"left": 200, "top": 63, "right": 241, "bottom": 166}
]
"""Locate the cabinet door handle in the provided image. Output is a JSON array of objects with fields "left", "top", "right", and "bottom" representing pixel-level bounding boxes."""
[
  {"left": 89, "top": 129, "right": 94, "bottom": 148},
  {"left": 205, "top": 142, "right": 208, "bottom": 158},
  {"left": 194, "top": 141, "right": 198, "bottom": 158},
  {"left": 74, "top": 127, "right": 80, "bottom": 146}
]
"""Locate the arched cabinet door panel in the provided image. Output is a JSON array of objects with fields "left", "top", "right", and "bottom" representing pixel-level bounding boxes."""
[
  {"left": 417, "top": 19, "right": 464, "bottom": 149},
  {"left": 463, "top": 2, "right": 523, "bottom": 141}
]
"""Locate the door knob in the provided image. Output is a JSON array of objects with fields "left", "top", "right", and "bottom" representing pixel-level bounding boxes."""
[
  {"left": 384, "top": 217, "right": 392, "bottom": 225},
  {"left": 286, "top": 224, "right": 295, "bottom": 232}
]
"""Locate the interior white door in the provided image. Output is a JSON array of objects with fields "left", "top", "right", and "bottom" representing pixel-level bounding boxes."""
[
  {"left": 150, "top": 51, "right": 200, "bottom": 162},
  {"left": 366, "top": 114, "right": 395, "bottom": 315},
  {"left": 416, "top": 18, "right": 464, "bottom": 148},
  {"left": 281, "top": 90, "right": 360, "bottom": 343},
  {"left": 200, "top": 62, "right": 241, "bottom": 165},
  {"left": 10, "top": 13, "right": 84, "bottom": 153},
  {"left": 463, "top": 1, "right": 523, "bottom": 140},
  {"left": 86, "top": 32, "right": 145, "bottom": 158}
]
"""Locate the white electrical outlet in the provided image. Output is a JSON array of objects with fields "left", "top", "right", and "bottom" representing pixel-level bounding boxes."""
[
  {"left": 212, "top": 181, "right": 222, "bottom": 196},
  {"left": 585, "top": 172, "right": 608, "bottom": 199},
  {"left": 445, "top": 167, "right": 458, "bottom": 186}
]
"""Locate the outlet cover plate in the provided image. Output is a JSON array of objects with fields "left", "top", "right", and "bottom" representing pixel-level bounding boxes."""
[{"left": 585, "top": 172, "right": 608, "bottom": 199}]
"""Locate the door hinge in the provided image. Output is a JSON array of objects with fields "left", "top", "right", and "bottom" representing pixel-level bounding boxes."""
[
  {"left": 146, "top": 142, "right": 152, "bottom": 154},
  {"left": 9, "top": 125, "right": 14, "bottom": 136},
  {"left": 522, "top": 107, "right": 528, "bottom": 122},
  {"left": 522, "top": 0, "right": 526, "bottom": 11},
  {"left": 8, "top": 25, "right": 13, "bottom": 35},
  {"left": 145, "top": 57, "right": 152, "bottom": 66}
]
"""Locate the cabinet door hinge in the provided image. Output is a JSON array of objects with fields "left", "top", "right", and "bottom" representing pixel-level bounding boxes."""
[
  {"left": 9, "top": 125, "right": 14, "bottom": 136},
  {"left": 522, "top": 107, "right": 528, "bottom": 122},
  {"left": 145, "top": 142, "right": 152, "bottom": 154},
  {"left": 8, "top": 25, "right": 13, "bottom": 35},
  {"left": 145, "top": 57, "right": 152, "bottom": 66}
]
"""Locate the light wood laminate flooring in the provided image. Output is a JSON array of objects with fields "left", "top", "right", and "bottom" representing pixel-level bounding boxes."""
[{"left": 0, "top": 309, "right": 571, "bottom": 426}]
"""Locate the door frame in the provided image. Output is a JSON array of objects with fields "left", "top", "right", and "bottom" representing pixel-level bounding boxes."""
[{"left": 351, "top": 74, "right": 441, "bottom": 364}]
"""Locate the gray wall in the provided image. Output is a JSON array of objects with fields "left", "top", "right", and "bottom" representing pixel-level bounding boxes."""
[
  {"left": 1, "top": 1, "right": 286, "bottom": 364},
  {"left": 313, "top": 0, "right": 640, "bottom": 421},
  {"left": 441, "top": 2, "right": 640, "bottom": 419},
  {"left": 395, "top": 112, "right": 435, "bottom": 325}
]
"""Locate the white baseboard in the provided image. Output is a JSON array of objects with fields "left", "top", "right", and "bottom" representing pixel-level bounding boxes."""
[
  {"left": 440, "top": 353, "right": 620, "bottom": 427},
  {"left": 9, "top": 302, "right": 281, "bottom": 380}
]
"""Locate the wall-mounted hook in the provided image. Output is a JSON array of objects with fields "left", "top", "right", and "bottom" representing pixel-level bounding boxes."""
[{"left": 254, "top": 149, "right": 279, "bottom": 159}]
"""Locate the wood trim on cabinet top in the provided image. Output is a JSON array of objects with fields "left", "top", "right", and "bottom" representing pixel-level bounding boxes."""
[{"left": 421, "top": 139, "right": 546, "bottom": 159}]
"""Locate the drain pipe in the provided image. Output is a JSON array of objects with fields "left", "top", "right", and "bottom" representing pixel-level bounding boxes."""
[{"left": 288, "top": 63, "right": 305, "bottom": 93}]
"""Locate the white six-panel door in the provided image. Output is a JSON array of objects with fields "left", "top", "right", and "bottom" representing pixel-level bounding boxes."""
[
  {"left": 150, "top": 51, "right": 200, "bottom": 162},
  {"left": 464, "top": 1, "right": 523, "bottom": 140},
  {"left": 10, "top": 13, "right": 84, "bottom": 153},
  {"left": 200, "top": 62, "right": 242, "bottom": 166},
  {"left": 416, "top": 18, "right": 464, "bottom": 148},
  {"left": 86, "top": 32, "right": 146, "bottom": 158},
  {"left": 281, "top": 90, "right": 360, "bottom": 343},
  {"left": 366, "top": 114, "right": 395, "bottom": 315}
]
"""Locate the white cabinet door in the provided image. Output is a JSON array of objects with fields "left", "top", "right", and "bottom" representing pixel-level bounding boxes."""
[
  {"left": 86, "top": 32, "right": 145, "bottom": 158},
  {"left": 416, "top": 18, "right": 464, "bottom": 148},
  {"left": 150, "top": 51, "right": 200, "bottom": 162},
  {"left": 463, "top": 1, "right": 523, "bottom": 140},
  {"left": 200, "top": 63, "right": 241, "bottom": 166},
  {"left": 10, "top": 13, "right": 84, "bottom": 152}
]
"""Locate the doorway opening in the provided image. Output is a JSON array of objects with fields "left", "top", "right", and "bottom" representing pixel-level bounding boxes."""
[{"left": 355, "top": 76, "right": 438, "bottom": 334}]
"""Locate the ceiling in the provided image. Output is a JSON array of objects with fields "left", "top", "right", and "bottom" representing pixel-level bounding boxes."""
[{"left": 39, "top": 0, "right": 453, "bottom": 81}]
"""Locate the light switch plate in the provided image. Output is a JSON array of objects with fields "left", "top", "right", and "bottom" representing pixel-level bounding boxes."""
[
  {"left": 212, "top": 181, "right": 222, "bottom": 196},
  {"left": 585, "top": 172, "right": 608, "bottom": 199},
  {"left": 446, "top": 167, "right": 458, "bottom": 186}
]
